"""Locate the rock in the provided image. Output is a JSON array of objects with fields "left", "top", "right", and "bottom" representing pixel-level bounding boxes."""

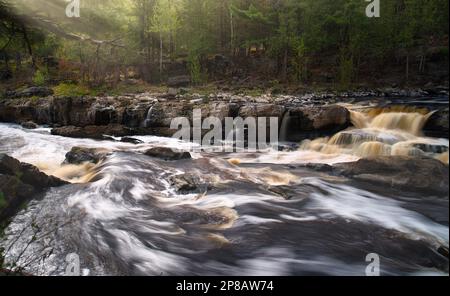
[
  {"left": 0, "top": 154, "right": 68, "bottom": 221},
  {"left": 413, "top": 143, "right": 448, "bottom": 154},
  {"left": 64, "top": 147, "right": 109, "bottom": 164},
  {"left": 144, "top": 147, "right": 191, "bottom": 161},
  {"left": 0, "top": 174, "right": 35, "bottom": 221},
  {"left": 20, "top": 121, "right": 38, "bottom": 129},
  {"left": 51, "top": 125, "right": 133, "bottom": 139},
  {"left": 167, "top": 88, "right": 178, "bottom": 97},
  {"left": 282, "top": 105, "right": 351, "bottom": 141},
  {"left": 292, "top": 105, "right": 350, "bottom": 130},
  {"left": 334, "top": 156, "right": 449, "bottom": 196},
  {"left": 438, "top": 246, "right": 449, "bottom": 259},
  {"left": 5, "top": 87, "right": 53, "bottom": 99},
  {"left": 268, "top": 185, "right": 298, "bottom": 200},
  {"left": 424, "top": 108, "right": 449, "bottom": 139},
  {"left": 239, "top": 103, "right": 285, "bottom": 119},
  {"left": 169, "top": 173, "right": 211, "bottom": 194},
  {"left": 167, "top": 75, "right": 191, "bottom": 87},
  {"left": 121, "top": 137, "right": 144, "bottom": 144}
]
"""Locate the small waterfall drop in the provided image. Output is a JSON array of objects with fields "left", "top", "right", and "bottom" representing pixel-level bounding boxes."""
[
  {"left": 301, "top": 107, "right": 449, "bottom": 164},
  {"left": 279, "top": 111, "right": 291, "bottom": 142},
  {"left": 143, "top": 106, "right": 154, "bottom": 128}
]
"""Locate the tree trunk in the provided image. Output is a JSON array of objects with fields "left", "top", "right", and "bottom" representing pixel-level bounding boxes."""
[
  {"left": 282, "top": 48, "right": 288, "bottom": 82},
  {"left": 159, "top": 32, "right": 163, "bottom": 79},
  {"left": 406, "top": 54, "right": 409, "bottom": 82},
  {"left": 230, "top": 10, "right": 234, "bottom": 55},
  {"left": 21, "top": 25, "right": 36, "bottom": 69}
]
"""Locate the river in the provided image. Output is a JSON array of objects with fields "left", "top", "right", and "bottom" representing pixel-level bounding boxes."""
[{"left": 0, "top": 104, "right": 448, "bottom": 276}]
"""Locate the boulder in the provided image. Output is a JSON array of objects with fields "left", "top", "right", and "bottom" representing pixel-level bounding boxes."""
[
  {"left": 169, "top": 173, "right": 211, "bottom": 194},
  {"left": 121, "top": 137, "right": 144, "bottom": 144},
  {"left": 143, "top": 147, "right": 191, "bottom": 161},
  {"left": 51, "top": 125, "right": 133, "bottom": 139},
  {"left": 20, "top": 121, "right": 38, "bottom": 129},
  {"left": 291, "top": 105, "right": 350, "bottom": 131},
  {"left": 282, "top": 105, "right": 351, "bottom": 141},
  {"left": 64, "top": 147, "right": 109, "bottom": 165},
  {"left": 424, "top": 108, "right": 449, "bottom": 139},
  {"left": 167, "top": 75, "right": 191, "bottom": 87},
  {"left": 334, "top": 156, "right": 449, "bottom": 196},
  {"left": 5, "top": 87, "right": 53, "bottom": 99},
  {"left": 0, "top": 154, "right": 68, "bottom": 222}
]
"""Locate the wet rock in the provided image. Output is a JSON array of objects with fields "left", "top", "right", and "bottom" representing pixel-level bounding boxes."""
[
  {"left": 143, "top": 147, "right": 191, "bottom": 161},
  {"left": 51, "top": 125, "right": 133, "bottom": 139},
  {"left": 282, "top": 105, "right": 351, "bottom": 141},
  {"left": 334, "top": 156, "right": 449, "bottom": 196},
  {"left": 122, "top": 103, "right": 149, "bottom": 128},
  {"left": 291, "top": 105, "right": 350, "bottom": 131},
  {"left": 64, "top": 147, "right": 109, "bottom": 164},
  {"left": 268, "top": 185, "right": 298, "bottom": 200},
  {"left": 20, "top": 121, "right": 38, "bottom": 129},
  {"left": 413, "top": 143, "right": 448, "bottom": 154},
  {"left": 424, "top": 108, "right": 449, "bottom": 139},
  {"left": 121, "top": 137, "right": 144, "bottom": 144},
  {"left": 169, "top": 173, "right": 211, "bottom": 194},
  {"left": 437, "top": 246, "right": 449, "bottom": 259},
  {"left": 0, "top": 154, "right": 68, "bottom": 221},
  {"left": 5, "top": 87, "right": 53, "bottom": 99},
  {"left": 0, "top": 174, "right": 35, "bottom": 221}
]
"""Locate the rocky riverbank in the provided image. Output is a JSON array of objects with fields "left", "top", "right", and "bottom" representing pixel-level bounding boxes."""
[
  {"left": 0, "top": 154, "right": 67, "bottom": 223},
  {"left": 0, "top": 86, "right": 448, "bottom": 142}
]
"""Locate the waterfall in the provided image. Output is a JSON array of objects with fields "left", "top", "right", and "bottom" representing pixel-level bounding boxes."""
[
  {"left": 301, "top": 108, "right": 448, "bottom": 163},
  {"left": 279, "top": 111, "right": 291, "bottom": 142},
  {"left": 143, "top": 106, "right": 154, "bottom": 128}
]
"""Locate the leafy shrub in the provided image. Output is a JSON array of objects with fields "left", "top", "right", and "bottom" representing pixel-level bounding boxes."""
[
  {"left": 32, "top": 69, "right": 48, "bottom": 86},
  {"left": 188, "top": 54, "right": 204, "bottom": 85}
]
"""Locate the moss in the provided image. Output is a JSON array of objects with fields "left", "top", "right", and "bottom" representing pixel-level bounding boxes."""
[{"left": 53, "top": 83, "right": 91, "bottom": 97}]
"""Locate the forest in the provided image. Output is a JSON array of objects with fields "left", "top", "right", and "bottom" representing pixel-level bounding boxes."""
[
  {"left": 0, "top": 0, "right": 449, "bottom": 94},
  {"left": 0, "top": 0, "right": 449, "bottom": 277}
]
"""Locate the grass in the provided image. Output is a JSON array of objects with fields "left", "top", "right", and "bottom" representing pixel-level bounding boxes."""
[
  {"left": 51, "top": 81, "right": 166, "bottom": 97},
  {"left": 52, "top": 82, "right": 91, "bottom": 97}
]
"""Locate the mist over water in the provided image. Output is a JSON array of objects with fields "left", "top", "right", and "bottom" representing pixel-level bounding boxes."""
[{"left": 0, "top": 105, "right": 448, "bottom": 275}]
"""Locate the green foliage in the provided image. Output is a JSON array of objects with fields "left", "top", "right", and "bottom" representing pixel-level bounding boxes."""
[
  {"left": 32, "top": 69, "right": 48, "bottom": 86},
  {"left": 53, "top": 83, "right": 90, "bottom": 97},
  {"left": 1, "top": 0, "right": 448, "bottom": 87},
  {"left": 188, "top": 54, "right": 203, "bottom": 85}
]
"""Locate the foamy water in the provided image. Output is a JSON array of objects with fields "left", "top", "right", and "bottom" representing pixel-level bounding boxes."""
[{"left": 0, "top": 121, "right": 448, "bottom": 276}]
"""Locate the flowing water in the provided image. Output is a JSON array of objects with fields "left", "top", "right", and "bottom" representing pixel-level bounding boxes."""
[
  {"left": 301, "top": 106, "right": 449, "bottom": 164},
  {"left": 0, "top": 104, "right": 448, "bottom": 276}
]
